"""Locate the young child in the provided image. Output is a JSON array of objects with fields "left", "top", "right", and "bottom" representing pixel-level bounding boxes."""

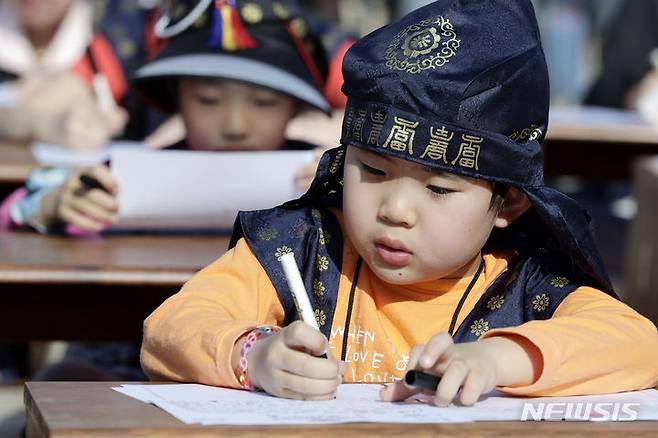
[
  {"left": 141, "top": 0, "right": 658, "bottom": 405},
  {"left": 0, "top": 0, "right": 139, "bottom": 148},
  {"left": 2, "top": 0, "right": 330, "bottom": 234}
]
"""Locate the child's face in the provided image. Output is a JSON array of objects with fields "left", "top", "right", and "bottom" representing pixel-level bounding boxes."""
[
  {"left": 343, "top": 146, "right": 501, "bottom": 285},
  {"left": 178, "top": 79, "right": 298, "bottom": 151},
  {"left": 17, "top": 0, "right": 74, "bottom": 35}
]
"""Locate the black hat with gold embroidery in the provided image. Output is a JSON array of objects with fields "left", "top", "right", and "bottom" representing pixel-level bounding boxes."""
[
  {"left": 305, "top": 0, "right": 614, "bottom": 294},
  {"left": 132, "top": 0, "right": 330, "bottom": 113}
]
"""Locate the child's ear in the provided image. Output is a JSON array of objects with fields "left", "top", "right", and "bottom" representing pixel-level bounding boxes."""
[{"left": 494, "top": 187, "right": 531, "bottom": 228}]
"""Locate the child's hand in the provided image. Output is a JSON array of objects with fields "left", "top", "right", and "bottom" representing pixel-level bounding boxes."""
[
  {"left": 20, "top": 72, "right": 128, "bottom": 149},
  {"left": 380, "top": 333, "right": 538, "bottom": 406},
  {"left": 243, "top": 321, "right": 345, "bottom": 400},
  {"left": 39, "top": 166, "right": 119, "bottom": 231},
  {"left": 35, "top": 101, "right": 128, "bottom": 150}
]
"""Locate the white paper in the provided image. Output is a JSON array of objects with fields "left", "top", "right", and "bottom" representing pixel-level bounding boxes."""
[
  {"left": 31, "top": 141, "right": 144, "bottom": 167},
  {"left": 110, "top": 148, "right": 314, "bottom": 231},
  {"left": 112, "top": 383, "right": 658, "bottom": 425}
]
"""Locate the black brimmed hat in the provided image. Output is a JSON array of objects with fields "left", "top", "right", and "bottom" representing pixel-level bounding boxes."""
[{"left": 132, "top": 0, "right": 330, "bottom": 113}]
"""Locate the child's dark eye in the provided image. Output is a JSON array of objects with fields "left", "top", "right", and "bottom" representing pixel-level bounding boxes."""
[
  {"left": 360, "top": 161, "right": 386, "bottom": 176},
  {"left": 427, "top": 185, "right": 453, "bottom": 197},
  {"left": 197, "top": 95, "right": 221, "bottom": 105},
  {"left": 254, "top": 99, "right": 278, "bottom": 107}
]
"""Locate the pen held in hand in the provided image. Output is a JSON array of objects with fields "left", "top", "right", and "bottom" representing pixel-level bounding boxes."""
[
  {"left": 279, "top": 252, "right": 332, "bottom": 360},
  {"left": 92, "top": 73, "right": 116, "bottom": 112},
  {"left": 78, "top": 174, "right": 108, "bottom": 194},
  {"left": 404, "top": 370, "right": 441, "bottom": 391}
]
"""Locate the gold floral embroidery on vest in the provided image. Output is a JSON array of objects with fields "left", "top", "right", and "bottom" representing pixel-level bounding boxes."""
[
  {"left": 313, "top": 279, "right": 325, "bottom": 297},
  {"left": 532, "top": 293, "right": 550, "bottom": 312},
  {"left": 318, "top": 228, "right": 331, "bottom": 245},
  {"left": 385, "top": 16, "right": 460, "bottom": 74},
  {"left": 470, "top": 318, "right": 489, "bottom": 336},
  {"left": 316, "top": 255, "right": 329, "bottom": 272},
  {"left": 288, "top": 218, "right": 309, "bottom": 238},
  {"left": 274, "top": 246, "right": 293, "bottom": 261},
  {"left": 314, "top": 309, "right": 327, "bottom": 326},
  {"left": 311, "top": 209, "right": 322, "bottom": 220},
  {"left": 257, "top": 228, "right": 278, "bottom": 241},
  {"left": 486, "top": 295, "right": 505, "bottom": 310},
  {"left": 550, "top": 276, "right": 569, "bottom": 288}
]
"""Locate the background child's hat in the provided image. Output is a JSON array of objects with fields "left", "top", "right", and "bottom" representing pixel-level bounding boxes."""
[
  {"left": 303, "top": 0, "right": 614, "bottom": 294},
  {"left": 132, "top": 0, "right": 330, "bottom": 113}
]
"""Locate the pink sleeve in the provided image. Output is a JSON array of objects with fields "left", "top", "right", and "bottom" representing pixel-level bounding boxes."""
[{"left": 0, "top": 188, "right": 28, "bottom": 230}]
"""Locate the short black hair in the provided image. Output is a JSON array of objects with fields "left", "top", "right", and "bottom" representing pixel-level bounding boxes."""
[{"left": 490, "top": 182, "right": 509, "bottom": 212}]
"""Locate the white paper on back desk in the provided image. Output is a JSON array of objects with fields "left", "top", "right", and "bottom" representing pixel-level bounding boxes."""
[
  {"left": 30, "top": 141, "right": 143, "bottom": 167},
  {"left": 109, "top": 147, "right": 314, "bottom": 230},
  {"left": 112, "top": 383, "right": 658, "bottom": 425}
]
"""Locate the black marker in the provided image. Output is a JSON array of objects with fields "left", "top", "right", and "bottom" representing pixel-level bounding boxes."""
[
  {"left": 79, "top": 174, "right": 108, "bottom": 193},
  {"left": 404, "top": 370, "right": 441, "bottom": 391}
]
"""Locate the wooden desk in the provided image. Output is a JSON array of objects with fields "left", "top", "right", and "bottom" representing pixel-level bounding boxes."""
[
  {"left": 25, "top": 382, "right": 658, "bottom": 438},
  {"left": 544, "top": 107, "right": 658, "bottom": 179},
  {"left": 0, "top": 231, "right": 230, "bottom": 342}
]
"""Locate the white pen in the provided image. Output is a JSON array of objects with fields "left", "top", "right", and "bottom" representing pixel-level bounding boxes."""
[
  {"left": 280, "top": 252, "right": 321, "bottom": 331},
  {"left": 92, "top": 73, "right": 116, "bottom": 112}
]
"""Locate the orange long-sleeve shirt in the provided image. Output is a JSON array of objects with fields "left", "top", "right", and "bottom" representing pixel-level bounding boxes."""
[{"left": 142, "top": 234, "right": 658, "bottom": 396}]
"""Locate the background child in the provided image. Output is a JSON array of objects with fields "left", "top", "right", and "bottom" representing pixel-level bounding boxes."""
[
  {"left": 2, "top": 0, "right": 331, "bottom": 234},
  {"left": 0, "top": 0, "right": 143, "bottom": 148},
  {"left": 141, "top": 0, "right": 658, "bottom": 405},
  {"left": 1, "top": 0, "right": 333, "bottom": 384}
]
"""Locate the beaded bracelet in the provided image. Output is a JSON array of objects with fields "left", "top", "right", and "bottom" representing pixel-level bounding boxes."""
[{"left": 238, "top": 326, "right": 280, "bottom": 391}]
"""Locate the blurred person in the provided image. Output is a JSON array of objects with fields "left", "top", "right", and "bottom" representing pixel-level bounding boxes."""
[
  {"left": 3, "top": 0, "right": 331, "bottom": 233},
  {"left": 586, "top": 0, "right": 658, "bottom": 111},
  {"left": 2, "top": 0, "right": 332, "bottom": 385},
  {"left": 0, "top": 0, "right": 152, "bottom": 148}
]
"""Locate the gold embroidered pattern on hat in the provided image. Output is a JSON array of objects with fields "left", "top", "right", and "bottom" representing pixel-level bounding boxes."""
[
  {"left": 290, "top": 17, "right": 307, "bottom": 39},
  {"left": 273, "top": 2, "right": 289, "bottom": 19},
  {"left": 242, "top": 3, "right": 263, "bottom": 24},
  {"left": 385, "top": 16, "right": 460, "bottom": 74}
]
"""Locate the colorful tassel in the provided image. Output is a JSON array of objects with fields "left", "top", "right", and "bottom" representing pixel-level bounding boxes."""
[{"left": 209, "top": 0, "right": 256, "bottom": 51}]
